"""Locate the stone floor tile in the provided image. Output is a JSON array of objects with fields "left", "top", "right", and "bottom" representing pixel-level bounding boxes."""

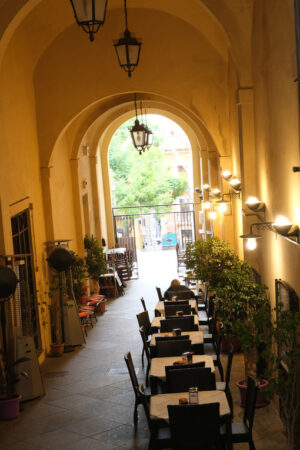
[
  {"left": 62, "top": 416, "right": 121, "bottom": 436},
  {"left": 23, "top": 429, "right": 84, "bottom": 449}
]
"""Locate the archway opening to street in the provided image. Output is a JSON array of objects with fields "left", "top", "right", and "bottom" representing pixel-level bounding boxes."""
[{"left": 108, "top": 114, "right": 194, "bottom": 280}]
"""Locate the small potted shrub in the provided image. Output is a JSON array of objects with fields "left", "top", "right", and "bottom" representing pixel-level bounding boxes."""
[{"left": 84, "top": 235, "right": 107, "bottom": 294}]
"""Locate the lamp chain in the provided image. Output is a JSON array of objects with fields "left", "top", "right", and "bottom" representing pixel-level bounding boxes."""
[
  {"left": 134, "top": 93, "right": 138, "bottom": 119},
  {"left": 124, "top": 0, "right": 128, "bottom": 30}
]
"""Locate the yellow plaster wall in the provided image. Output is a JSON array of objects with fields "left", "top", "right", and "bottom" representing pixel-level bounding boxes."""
[{"left": 250, "top": 0, "right": 300, "bottom": 301}]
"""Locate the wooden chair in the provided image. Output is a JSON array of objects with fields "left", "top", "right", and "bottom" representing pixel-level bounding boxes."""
[
  {"left": 221, "top": 376, "right": 258, "bottom": 449},
  {"left": 139, "top": 326, "right": 151, "bottom": 386},
  {"left": 216, "top": 344, "right": 234, "bottom": 416},
  {"left": 139, "top": 384, "right": 172, "bottom": 450},
  {"left": 156, "top": 339, "right": 192, "bottom": 357},
  {"left": 99, "top": 274, "right": 118, "bottom": 298},
  {"left": 166, "top": 366, "right": 216, "bottom": 393},
  {"left": 168, "top": 403, "right": 223, "bottom": 449},
  {"left": 160, "top": 316, "right": 196, "bottom": 332},
  {"left": 124, "top": 352, "right": 151, "bottom": 426},
  {"left": 164, "top": 304, "right": 192, "bottom": 317},
  {"left": 137, "top": 311, "right": 151, "bottom": 367},
  {"left": 140, "top": 297, "right": 147, "bottom": 312},
  {"left": 156, "top": 286, "right": 164, "bottom": 301}
]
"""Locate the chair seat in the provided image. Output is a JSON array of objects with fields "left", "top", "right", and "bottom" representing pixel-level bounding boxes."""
[
  {"left": 157, "top": 426, "right": 172, "bottom": 442},
  {"left": 216, "top": 381, "right": 226, "bottom": 391},
  {"left": 78, "top": 312, "right": 91, "bottom": 318},
  {"left": 221, "top": 422, "right": 249, "bottom": 439}
]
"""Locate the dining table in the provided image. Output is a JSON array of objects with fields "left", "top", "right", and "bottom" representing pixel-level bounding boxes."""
[{"left": 150, "top": 390, "right": 233, "bottom": 449}]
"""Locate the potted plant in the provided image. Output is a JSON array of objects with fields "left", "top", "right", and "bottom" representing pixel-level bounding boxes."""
[
  {"left": 266, "top": 304, "right": 300, "bottom": 450},
  {"left": 47, "top": 246, "right": 74, "bottom": 356},
  {"left": 0, "top": 265, "right": 28, "bottom": 420},
  {"left": 84, "top": 235, "right": 107, "bottom": 294},
  {"left": 186, "top": 237, "right": 243, "bottom": 351}
]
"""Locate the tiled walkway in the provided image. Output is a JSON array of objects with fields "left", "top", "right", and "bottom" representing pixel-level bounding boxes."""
[{"left": 0, "top": 250, "right": 288, "bottom": 449}]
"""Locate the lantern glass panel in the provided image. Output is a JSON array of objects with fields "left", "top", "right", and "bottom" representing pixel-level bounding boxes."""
[{"left": 71, "top": 0, "right": 106, "bottom": 22}]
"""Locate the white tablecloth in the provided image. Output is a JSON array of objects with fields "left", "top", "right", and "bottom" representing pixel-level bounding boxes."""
[
  {"left": 150, "top": 331, "right": 204, "bottom": 346},
  {"left": 150, "top": 390, "right": 230, "bottom": 421},
  {"left": 150, "top": 354, "right": 214, "bottom": 381}
]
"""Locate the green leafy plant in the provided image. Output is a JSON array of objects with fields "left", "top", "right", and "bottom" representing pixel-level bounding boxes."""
[
  {"left": 84, "top": 235, "right": 107, "bottom": 281},
  {"left": 186, "top": 237, "right": 272, "bottom": 380},
  {"left": 265, "top": 305, "right": 300, "bottom": 450},
  {"left": 70, "top": 251, "right": 86, "bottom": 303}
]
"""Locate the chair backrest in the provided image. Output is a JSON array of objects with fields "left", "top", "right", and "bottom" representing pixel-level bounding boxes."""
[
  {"left": 136, "top": 311, "right": 151, "bottom": 336},
  {"left": 156, "top": 286, "right": 164, "bottom": 301},
  {"left": 140, "top": 297, "right": 146, "bottom": 312},
  {"left": 139, "top": 326, "right": 151, "bottom": 362},
  {"left": 166, "top": 366, "right": 216, "bottom": 393},
  {"left": 124, "top": 352, "right": 138, "bottom": 397},
  {"left": 168, "top": 403, "right": 221, "bottom": 449},
  {"left": 165, "top": 290, "right": 194, "bottom": 300},
  {"left": 213, "top": 333, "right": 222, "bottom": 358},
  {"left": 165, "top": 362, "right": 205, "bottom": 379},
  {"left": 156, "top": 339, "right": 192, "bottom": 357},
  {"left": 164, "top": 300, "right": 189, "bottom": 307},
  {"left": 225, "top": 344, "right": 234, "bottom": 385},
  {"left": 244, "top": 376, "right": 258, "bottom": 432},
  {"left": 155, "top": 335, "right": 190, "bottom": 342},
  {"left": 165, "top": 304, "right": 192, "bottom": 317},
  {"left": 160, "top": 316, "right": 196, "bottom": 332}
]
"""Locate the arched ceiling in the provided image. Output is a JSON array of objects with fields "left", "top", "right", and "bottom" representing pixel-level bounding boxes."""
[{"left": 0, "top": 0, "right": 254, "bottom": 167}]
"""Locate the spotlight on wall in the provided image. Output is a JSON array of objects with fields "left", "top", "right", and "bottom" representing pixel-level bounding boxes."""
[
  {"left": 69, "top": 0, "right": 107, "bottom": 42},
  {"left": 272, "top": 216, "right": 299, "bottom": 237},
  {"left": 203, "top": 184, "right": 210, "bottom": 191},
  {"left": 211, "top": 188, "right": 221, "bottom": 198},
  {"left": 240, "top": 218, "right": 299, "bottom": 250},
  {"left": 204, "top": 201, "right": 211, "bottom": 210},
  {"left": 195, "top": 187, "right": 203, "bottom": 201},
  {"left": 245, "top": 196, "right": 265, "bottom": 212},
  {"left": 229, "top": 177, "right": 242, "bottom": 191},
  {"left": 209, "top": 211, "right": 217, "bottom": 220},
  {"left": 215, "top": 198, "right": 229, "bottom": 213},
  {"left": 293, "top": 166, "right": 300, "bottom": 172},
  {"left": 221, "top": 170, "right": 232, "bottom": 181},
  {"left": 114, "top": 0, "right": 142, "bottom": 77}
]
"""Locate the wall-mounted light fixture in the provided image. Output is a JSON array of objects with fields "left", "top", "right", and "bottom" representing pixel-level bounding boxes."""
[
  {"left": 203, "top": 184, "right": 210, "bottom": 191},
  {"left": 69, "top": 0, "right": 107, "bottom": 42},
  {"left": 272, "top": 216, "right": 299, "bottom": 237},
  {"left": 221, "top": 170, "right": 232, "bottom": 181},
  {"left": 114, "top": 0, "right": 142, "bottom": 77},
  {"left": 209, "top": 210, "right": 217, "bottom": 220},
  {"left": 204, "top": 201, "right": 211, "bottom": 210},
  {"left": 215, "top": 196, "right": 230, "bottom": 213},
  {"left": 293, "top": 166, "right": 300, "bottom": 172},
  {"left": 211, "top": 188, "right": 221, "bottom": 198},
  {"left": 240, "top": 217, "right": 299, "bottom": 250},
  {"left": 195, "top": 187, "right": 204, "bottom": 201},
  {"left": 245, "top": 196, "right": 265, "bottom": 212},
  {"left": 229, "top": 177, "right": 242, "bottom": 191}
]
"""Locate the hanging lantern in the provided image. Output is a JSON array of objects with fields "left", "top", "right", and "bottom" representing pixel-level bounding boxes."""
[
  {"left": 129, "top": 94, "right": 147, "bottom": 154},
  {"left": 69, "top": 0, "right": 107, "bottom": 42},
  {"left": 114, "top": 0, "right": 142, "bottom": 77}
]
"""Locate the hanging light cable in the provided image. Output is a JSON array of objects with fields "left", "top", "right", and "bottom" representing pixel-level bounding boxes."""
[
  {"left": 114, "top": 0, "right": 142, "bottom": 77},
  {"left": 129, "top": 94, "right": 147, "bottom": 155}
]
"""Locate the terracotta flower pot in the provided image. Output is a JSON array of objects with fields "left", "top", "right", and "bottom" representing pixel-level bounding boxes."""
[
  {"left": 0, "top": 394, "right": 22, "bottom": 420},
  {"left": 236, "top": 379, "right": 269, "bottom": 408},
  {"left": 50, "top": 343, "right": 64, "bottom": 357}
]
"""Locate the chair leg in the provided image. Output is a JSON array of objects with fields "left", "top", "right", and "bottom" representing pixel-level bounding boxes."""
[
  {"left": 134, "top": 399, "right": 138, "bottom": 426},
  {"left": 217, "top": 360, "right": 224, "bottom": 381},
  {"left": 142, "top": 347, "right": 145, "bottom": 368},
  {"left": 146, "top": 362, "right": 150, "bottom": 387},
  {"left": 226, "top": 388, "right": 233, "bottom": 418},
  {"left": 249, "top": 439, "right": 256, "bottom": 450}
]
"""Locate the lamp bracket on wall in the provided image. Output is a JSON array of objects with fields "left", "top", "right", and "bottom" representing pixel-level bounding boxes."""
[
  {"left": 223, "top": 192, "right": 240, "bottom": 200},
  {"left": 242, "top": 209, "right": 266, "bottom": 222},
  {"left": 241, "top": 221, "right": 299, "bottom": 246}
]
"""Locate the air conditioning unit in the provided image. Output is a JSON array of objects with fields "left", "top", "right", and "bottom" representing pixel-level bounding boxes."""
[{"left": 15, "top": 336, "right": 44, "bottom": 401}]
